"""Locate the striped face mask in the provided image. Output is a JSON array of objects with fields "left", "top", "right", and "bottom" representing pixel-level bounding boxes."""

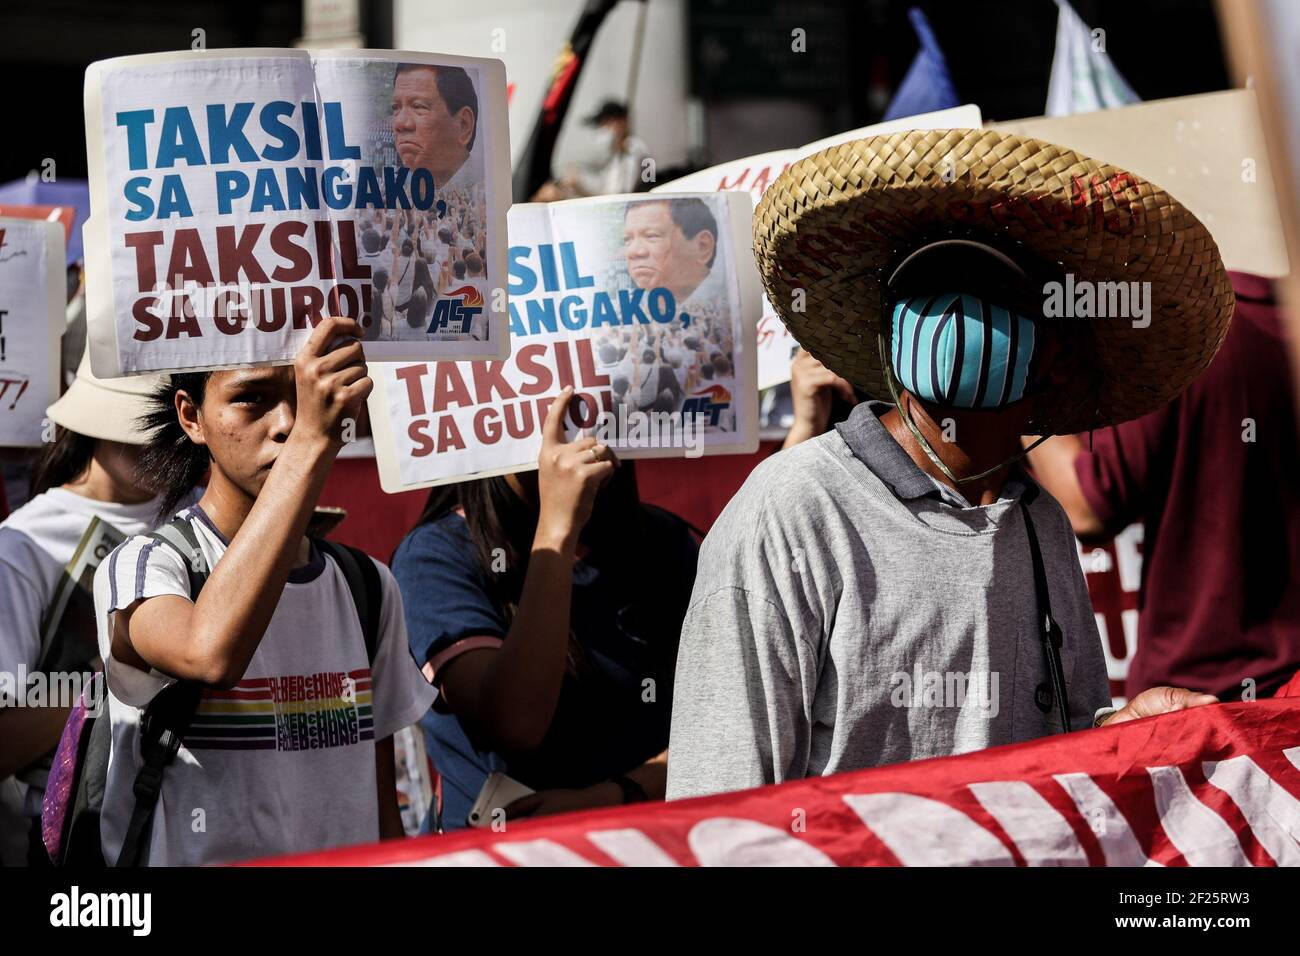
[{"left": 889, "top": 293, "right": 1038, "bottom": 409}]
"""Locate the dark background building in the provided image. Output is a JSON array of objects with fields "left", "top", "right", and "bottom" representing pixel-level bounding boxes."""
[{"left": 0, "top": 0, "right": 1229, "bottom": 184}]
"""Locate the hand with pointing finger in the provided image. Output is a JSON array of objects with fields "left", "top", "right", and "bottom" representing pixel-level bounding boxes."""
[{"left": 535, "top": 386, "right": 619, "bottom": 552}]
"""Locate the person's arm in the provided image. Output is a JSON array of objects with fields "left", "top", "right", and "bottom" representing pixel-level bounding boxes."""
[
  {"left": 435, "top": 387, "right": 616, "bottom": 754},
  {"left": 0, "top": 558, "right": 66, "bottom": 778},
  {"left": 666, "top": 585, "right": 816, "bottom": 799},
  {"left": 112, "top": 317, "right": 371, "bottom": 687},
  {"left": 1023, "top": 435, "right": 1106, "bottom": 541},
  {"left": 782, "top": 348, "right": 856, "bottom": 449},
  {"left": 0, "top": 706, "right": 71, "bottom": 780},
  {"left": 503, "top": 750, "right": 668, "bottom": 820},
  {"left": 1027, "top": 404, "right": 1176, "bottom": 545},
  {"left": 375, "top": 736, "right": 405, "bottom": 839}
]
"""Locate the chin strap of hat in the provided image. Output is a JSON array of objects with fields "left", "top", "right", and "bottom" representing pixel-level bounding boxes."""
[{"left": 877, "top": 330, "right": 1051, "bottom": 486}]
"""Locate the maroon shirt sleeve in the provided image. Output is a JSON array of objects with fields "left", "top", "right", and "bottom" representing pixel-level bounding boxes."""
[{"left": 1072, "top": 402, "right": 1177, "bottom": 538}]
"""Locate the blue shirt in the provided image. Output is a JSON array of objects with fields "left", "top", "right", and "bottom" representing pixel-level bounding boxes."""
[{"left": 392, "top": 506, "right": 698, "bottom": 830}]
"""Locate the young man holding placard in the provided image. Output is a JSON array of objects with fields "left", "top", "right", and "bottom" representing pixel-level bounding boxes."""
[{"left": 92, "top": 318, "right": 432, "bottom": 864}]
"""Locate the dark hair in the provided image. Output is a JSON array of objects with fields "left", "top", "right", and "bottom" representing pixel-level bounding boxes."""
[
  {"left": 401, "top": 238, "right": 414, "bottom": 258},
  {"left": 438, "top": 227, "right": 452, "bottom": 244},
  {"left": 362, "top": 228, "right": 382, "bottom": 254},
  {"left": 415, "top": 478, "right": 536, "bottom": 620},
  {"left": 452, "top": 259, "right": 467, "bottom": 280},
  {"left": 407, "top": 286, "right": 429, "bottom": 328},
  {"left": 627, "top": 198, "right": 718, "bottom": 268},
  {"left": 650, "top": 391, "right": 677, "bottom": 414},
  {"left": 372, "top": 266, "right": 389, "bottom": 293},
  {"left": 29, "top": 427, "right": 96, "bottom": 498},
  {"left": 137, "top": 372, "right": 213, "bottom": 523},
  {"left": 394, "top": 64, "right": 479, "bottom": 152},
  {"left": 410, "top": 464, "right": 644, "bottom": 673}
]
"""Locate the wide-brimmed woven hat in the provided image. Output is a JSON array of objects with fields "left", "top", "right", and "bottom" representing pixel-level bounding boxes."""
[
  {"left": 47, "top": 348, "right": 162, "bottom": 444},
  {"left": 753, "top": 128, "right": 1235, "bottom": 434}
]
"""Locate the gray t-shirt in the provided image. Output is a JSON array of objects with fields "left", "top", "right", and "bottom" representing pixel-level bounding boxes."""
[{"left": 666, "top": 402, "right": 1111, "bottom": 800}]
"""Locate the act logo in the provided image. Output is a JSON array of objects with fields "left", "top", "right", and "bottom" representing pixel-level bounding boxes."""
[
  {"left": 681, "top": 384, "right": 731, "bottom": 427},
  {"left": 429, "top": 285, "right": 484, "bottom": 334}
]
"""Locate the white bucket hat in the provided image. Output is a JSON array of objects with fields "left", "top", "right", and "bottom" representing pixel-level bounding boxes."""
[{"left": 46, "top": 348, "right": 164, "bottom": 444}]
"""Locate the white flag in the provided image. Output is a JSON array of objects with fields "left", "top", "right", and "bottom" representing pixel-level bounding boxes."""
[{"left": 1045, "top": 0, "right": 1139, "bottom": 116}]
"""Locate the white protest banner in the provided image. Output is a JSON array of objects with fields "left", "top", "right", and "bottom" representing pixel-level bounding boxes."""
[
  {"left": 0, "top": 217, "right": 66, "bottom": 447},
  {"left": 83, "top": 48, "right": 511, "bottom": 377},
  {"left": 654, "top": 105, "right": 983, "bottom": 389},
  {"left": 369, "top": 193, "right": 760, "bottom": 492}
]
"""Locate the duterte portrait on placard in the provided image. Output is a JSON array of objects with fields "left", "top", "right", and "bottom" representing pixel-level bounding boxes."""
[
  {"left": 621, "top": 197, "right": 721, "bottom": 310},
  {"left": 390, "top": 63, "right": 480, "bottom": 193}
]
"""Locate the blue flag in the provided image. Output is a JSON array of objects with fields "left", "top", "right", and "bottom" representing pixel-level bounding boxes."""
[{"left": 883, "top": 8, "right": 960, "bottom": 122}]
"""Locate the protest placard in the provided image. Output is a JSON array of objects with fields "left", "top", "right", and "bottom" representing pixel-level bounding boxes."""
[
  {"left": 653, "top": 105, "right": 983, "bottom": 390},
  {"left": 83, "top": 48, "right": 511, "bottom": 377},
  {"left": 0, "top": 205, "right": 77, "bottom": 254},
  {"left": 992, "top": 90, "right": 1288, "bottom": 277},
  {"left": 0, "top": 216, "right": 66, "bottom": 447},
  {"left": 368, "top": 192, "right": 760, "bottom": 492}
]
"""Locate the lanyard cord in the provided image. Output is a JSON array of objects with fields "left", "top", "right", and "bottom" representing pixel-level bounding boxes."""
[{"left": 1018, "top": 486, "right": 1073, "bottom": 733}]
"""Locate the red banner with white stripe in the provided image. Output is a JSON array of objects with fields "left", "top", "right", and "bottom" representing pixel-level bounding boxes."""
[{"left": 251, "top": 699, "right": 1300, "bottom": 867}]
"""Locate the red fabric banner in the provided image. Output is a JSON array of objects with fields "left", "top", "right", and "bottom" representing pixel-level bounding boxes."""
[{"left": 251, "top": 699, "right": 1300, "bottom": 867}]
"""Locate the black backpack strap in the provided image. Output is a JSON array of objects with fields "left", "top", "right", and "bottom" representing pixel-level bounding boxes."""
[
  {"left": 149, "top": 516, "right": 209, "bottom": 598},
  {"left": 315, "top": 539, "right": 382, "bottom": 665},
  {"left": 114, "top": 681, "right": 204, "bottom": 867},
  {"left": 1017, "top": 485, "right": 1072, "bottom": 734},
  {"left": 115, "top": 515, "right": 210, "bottom": 867}
]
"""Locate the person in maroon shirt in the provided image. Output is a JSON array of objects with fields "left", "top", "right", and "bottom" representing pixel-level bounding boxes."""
[{"left": 1029, "top": 272, "right": 1300, "bottom": 701}]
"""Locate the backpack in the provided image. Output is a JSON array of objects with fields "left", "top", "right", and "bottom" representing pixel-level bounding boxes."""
[{"left": 39, "top": 515, "right": 382, "bottom": 867}]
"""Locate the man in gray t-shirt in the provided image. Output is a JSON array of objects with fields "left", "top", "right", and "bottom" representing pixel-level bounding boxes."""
[
  {"left": 668, "top": 130, "right": 1229, "bottom": 800},
  {"left": 669, "top": 384, "right": 1218, "bottom": 801},
  {"left": 669, "top": 400, "right": 1104, "bottom": 799}
]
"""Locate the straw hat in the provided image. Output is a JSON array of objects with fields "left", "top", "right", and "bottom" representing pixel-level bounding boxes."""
[
  {"left": 753, "top": 128, "right": 1235, "bottom": 434},
  {"left": 46, "top": 349, "right": 163, "bottom": 444}
]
